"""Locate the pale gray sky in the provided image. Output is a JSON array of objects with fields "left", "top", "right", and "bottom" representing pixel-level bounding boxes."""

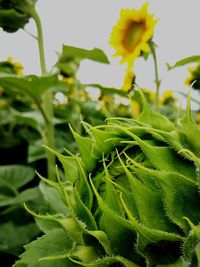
[{"left": 0, "top": 0, "right": 200, "bottom": 107}]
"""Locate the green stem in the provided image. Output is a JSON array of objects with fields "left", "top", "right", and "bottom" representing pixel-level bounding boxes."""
[
  {"left": 150, "top": 41, "right": 160, "bottom": 110},
  {"left": 29, "top": 8, "right": 56, "bottom": 181}
]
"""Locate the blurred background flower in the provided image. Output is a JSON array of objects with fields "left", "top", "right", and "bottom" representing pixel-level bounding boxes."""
[{"left": 185, "top": 62, "right": 200, "bottom": 91}]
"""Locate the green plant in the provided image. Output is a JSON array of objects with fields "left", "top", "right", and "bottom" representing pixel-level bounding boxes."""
[
  {"left": 14, "top": 90, "right": 200, "bottom": 266},
  {"left": 0, "top": 165, "right": 41, "bottom": 262},
  {"left": 0, "top": 6, "right": 130, "bottom": 264}
]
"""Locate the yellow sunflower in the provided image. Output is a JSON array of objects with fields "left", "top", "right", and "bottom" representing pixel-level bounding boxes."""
[
  {"left": 110, "top": 2, "right": 158, "bottom": 68},
  {"left": 7, "top": 56, "right": 24, "bottom": 76},
  {"left": 159, "top": 90, "right": 176, "bottom": 105}
]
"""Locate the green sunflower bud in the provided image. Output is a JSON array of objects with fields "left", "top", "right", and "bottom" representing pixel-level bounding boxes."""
[
  {"left": 0, "top": 0, "right": 37, "bottom": 32},
  {"left": 15, "top": 90, "right": 200, "bottom": 267}
]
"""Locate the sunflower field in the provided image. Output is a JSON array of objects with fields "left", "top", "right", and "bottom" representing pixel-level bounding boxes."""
[{"left": 0, "top": 1, "right": 200, "bottom": 267}]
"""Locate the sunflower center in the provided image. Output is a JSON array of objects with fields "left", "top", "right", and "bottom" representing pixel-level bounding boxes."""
[{"left": 122, "top": 21, "right": 145, "bottom": 52}]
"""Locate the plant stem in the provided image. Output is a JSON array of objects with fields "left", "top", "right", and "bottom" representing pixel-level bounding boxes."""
[
  {"left": 150, "top": 41, "right": 160, "bottom": 110},
  {"left": 29, "top": 8, "right": 56, "bottom": 181}
]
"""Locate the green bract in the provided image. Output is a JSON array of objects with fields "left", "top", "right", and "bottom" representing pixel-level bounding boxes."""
[
  {"left": 0, "top": 0, "right": 37, "bottom": 32},
  {"left": 15, "top": 91, "right": 200, "bottom": 267}
]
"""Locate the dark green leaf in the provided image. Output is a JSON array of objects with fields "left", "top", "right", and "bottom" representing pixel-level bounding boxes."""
[
  {"left": 0, "top": 187, "right": 40, "bottom": 207},
  {"left": 0, "top": 9, "right": 28, "bottom": 32},
  {"left": 0, "top": 165, "right": 35, "bottom": 190},
  {"left": 167, "top": 56, "right": 200, "bottom": 70},
  {"left": 62, "top": 45, "right": 110, "bottom": 64},
  {"left": 84, "top": 84, "right": 128, "bottom": 97},
  {"left": 0, "top": 222, "right": 40, "bottom": 255},
  {"left": 13, "top": 229, "right": 77, "bottom": 267},
  {"left": 0, "top": 74, "right": 60, "bottom": 100}
]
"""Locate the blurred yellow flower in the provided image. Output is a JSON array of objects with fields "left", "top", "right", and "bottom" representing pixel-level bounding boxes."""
[
  {"left": 121, "top": 69, "right": 135, "bottom": 92},
  {"left": 110, "top": 2, "right": 158, "bottom": 68},
  {"left": 143, "top": 88, "right": 155, "bottom": 103},
  {"left": 0, "top": 99, "right": 7, "bottom": 107},
  {"left": 185, "top": 63, "right": 200, "bottom": 90},
  {"left": 159, "top": 90, "right": 176, "bottom": 105},
  {"left": 63, "top": 77, "right": 74, "bottom": 85},
  {"left": 185, "top": 66, "right": 196, "bottom": 85},
  {"left": 131, "top": 100, "right": 141, "bottom": 117},
  {"left": 7, "top": 56, "right": 24, "bottom": 76}
]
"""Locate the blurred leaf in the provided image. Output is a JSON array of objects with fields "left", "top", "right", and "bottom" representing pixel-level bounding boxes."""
[
  {"left": 0, "top": 188, "right": 40, "bottom": 207},
  {"left": 13, "top": 110, "right": 45, "bottom": 133},
  {"left": 0, "top": 74, "right": 60, "bottom": 100},
  {"left": 84, "top": 84, "right": 128, "bottom": 97},
  {"left": 10, "top": 110, "right": 65, "bottom": 139},
  {"left": 28, "top": 139, "right": 45, "bottom": 163},
  {"left": 0, "top": 222, "right": 40, "bottom": 255},
  {"left": 167, "top": 55, "right": 200, "bottom": 70},
  {"left": 28, "top": 128, "right": 68, "bottom": 163},
  {"left": 0, "top": 9, "right": 28, "bottom": 33},
  {"left": 0, "top": 109, "right": 15, "bottom": 125},
  {"left": 62, "top": 45, "right": 110, "bottom": 64},
  {"left": 0, "top": 165, "right": 34, "bottom": 190}
]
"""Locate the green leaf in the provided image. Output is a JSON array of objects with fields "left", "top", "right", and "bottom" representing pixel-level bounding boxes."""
[
  {"left": 28, "top": 129, "right": 68, "bottom": 163},
  {"left": 70, "top": 188, "right": 97, "bottom": 230},
  {"left": 88, "top": 126, "right": 119, "bottom": 156},
  {"left": 39, "top": 182, "right": 69, "bottom": 215},
  {"left": 119, "top": 194, "right": 183, "bottom": 265},
  {"left": 127, "top": 155, "right": 200, "bottom": 233},
  {"left": 62, "top": 45, "right": 110, "bottom": 64},
  {"left": 0, "top": 187, "right": 40, "bottom": 207},
  {"left": 135, "top": 90, "right": 175, "bottom": 131},
  {"left": 39, "top": 217, "right": 83, "bottom": 245},
  {"left": 89, "top": 177, "right": 144, "bottom": 265},
  {"left": 0, "top": 74, "right": 60, "bottom": 100},
  {"left": 167, "top": 55, "right": 200, "bottom": 70},
  {"left": 0, "top": 222, "right": 40, "bottom": 255},
  {"left": 13, "top": 229, "right": 77, "bottom": 267},
  {"left": 179, "top": 93, "right": 200, "bottom": 157},
  {"left": 13, "top": 110, "right": 45, "bottom": 133},
  {"left": 117, "top": 153, "right": 179, "bottom": 233},
  {"left": 84, "top": 84, "right": 128, "bottom": 97},
  {"left": 70, "top": 255, "right": 140, "bottom": 267},
  {"left": 44, "top": 148, "right": 79, "bottom": 182},
  {"left": 123, "top": 130, "right": 196, "bottom": 178},
  {"left": 0, "top": 165, "right": 35, "bottom": 190},
  {"left": 28, "top": 139, "right": 46, "bottom": 163},
  {"left": 73, "top": 157, "right": 93, "bottom": 209},
  {"left": 69, "top": 125, "right": 96, "bottom": 173},
  {"left": 102, "top": 162, "right": 124, "bottom": 217},
  {"left": 82, "top": 230, "right": 112, "bottom": 256}
]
